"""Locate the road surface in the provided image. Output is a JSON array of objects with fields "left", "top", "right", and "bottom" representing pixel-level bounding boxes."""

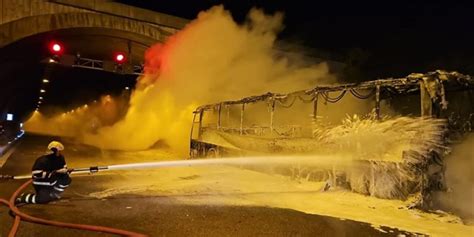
[{"left": 0, "top": 134, "right": 420, "bottom": 236}]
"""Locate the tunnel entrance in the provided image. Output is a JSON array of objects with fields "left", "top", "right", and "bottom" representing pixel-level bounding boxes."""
[{"left": 0, "top": 27, "right": 158, "bottom": 146}]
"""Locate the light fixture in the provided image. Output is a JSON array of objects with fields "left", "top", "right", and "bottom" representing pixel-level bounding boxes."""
[
  {"left": 114, "top": 53, "right": 126, "bottom": 63},
  {"left": 42, "top": 79, "right": 49, "bottom": 83},
  {"left": 49, "top": 42, "right": 63, "bottom": 54},
  {"left": 52, "top": 44, "right": 61, "bottom": 52},
  {"left": 40, "top": 89, "right": 46, "bottom": 93}
]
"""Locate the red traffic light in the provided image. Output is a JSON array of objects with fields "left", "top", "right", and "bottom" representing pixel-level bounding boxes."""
[
  {"left": 114, "top": 53, "right": 126, "bottom": 63},
  {"left": 49, "top": 42, "right": 63, "bottom": 54},
  {"left": 52, "top": 44, "right": 61, "bottom": 52}
]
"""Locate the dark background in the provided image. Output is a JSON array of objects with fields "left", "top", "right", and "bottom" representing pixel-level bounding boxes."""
[
  {"left": 119, "top": 0, "right": 474, "bottom": 80},
  {"left": 2, "top": 1, "right": 474, "bottom": 126}
]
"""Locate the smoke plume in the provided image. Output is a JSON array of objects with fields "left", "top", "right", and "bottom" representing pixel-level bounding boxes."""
[
  {"left": 81, "top": 6, "right": 334, "bottom": 154},
  {"left": 435, "top": 134, "right": 474, "bottom": 221}
]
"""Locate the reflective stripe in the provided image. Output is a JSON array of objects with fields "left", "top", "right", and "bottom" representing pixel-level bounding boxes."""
[
  {"left": 25, "top": 194, "right": 31, "bottom": 203},
  {"left": 58, "top": 184, "right": 69, "bottom": 188},
  {"left": 32, "top": 195, "right": 36, "bottom": 204},
  {"left": 32, "top": 180, "right": 57, "bottom": 186},
  {"left": 54, "top": 187, "right": 64, "bottom": 192},
  {"left": 32, "top": 171, "right": 47, "bottom": 179}
]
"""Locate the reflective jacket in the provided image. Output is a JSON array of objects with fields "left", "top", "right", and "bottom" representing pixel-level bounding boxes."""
[{"left": 31, "top": 153, "right": 67, "bottom": 186}]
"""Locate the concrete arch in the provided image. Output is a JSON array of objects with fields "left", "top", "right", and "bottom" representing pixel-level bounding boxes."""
[{"left": 0, "top": 12, "right": 174, "bottom": 47}]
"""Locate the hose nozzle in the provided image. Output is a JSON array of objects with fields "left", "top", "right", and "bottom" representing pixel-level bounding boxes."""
[{"left": 90, "top": 166, "right": 99, "bottom": 173}]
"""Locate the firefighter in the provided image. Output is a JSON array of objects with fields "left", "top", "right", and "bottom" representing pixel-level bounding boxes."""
[{"left": 16, "top": 141, "right": 72, "bottom": 204}]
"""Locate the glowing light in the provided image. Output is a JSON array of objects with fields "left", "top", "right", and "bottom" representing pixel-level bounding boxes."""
[
  {"left": 48, "top": 58, "right": 56, "bottom": 63},
  {"left": 15, "top": 130, "right": 24, "bottom": 139},
  {"left": 125, "top": 87, "right": 130, "bottom": 90},
  {"left": 52, "top": 43, "right": 61, "bottom": 53},
  {"left": 49, "top": 41, "right": 63, "bottom": 57},
  {"left": 53, "top": 44, "right": 60, "bottom": 52},
  {"left": 40, "top": 89, "right": 46, "bottom": 93},
  {"left": 38, "top": 101, "right": 42, "bottom": 104},
  {"left": 39, "top": 96, "right": 43, "bottom": 100},
  {"left": 6, "top": 113, "right": 13, "bottom": 121},
  {"left": 114, "top": 53, "right": 125, "bottom": 63},
  {"left": 42, "top": 79, "right": 49, "bottom": 83}
]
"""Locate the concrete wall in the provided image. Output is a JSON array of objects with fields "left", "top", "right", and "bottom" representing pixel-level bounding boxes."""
[
  {"left": 0, "top": 0, "right": 89, "bottom": 25},
  {"left": 50, "top": 0, "right": 189, "bottom": 32}
]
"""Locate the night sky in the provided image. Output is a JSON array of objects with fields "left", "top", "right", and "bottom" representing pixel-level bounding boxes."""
[{"left": 120, "top": 0, "right": 474, "bottom": 80}]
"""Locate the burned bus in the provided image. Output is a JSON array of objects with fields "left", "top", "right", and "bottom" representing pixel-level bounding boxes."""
[{"left": 189, "top": 70, "right": 474, "bottom": 204}]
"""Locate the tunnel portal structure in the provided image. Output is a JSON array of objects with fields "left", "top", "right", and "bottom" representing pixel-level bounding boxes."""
[
  {"left": 0, "top": 0, "right": 189, "bottom": 138},
  {"left": 190, "top": 70, "right": 474, "bottom": 205},
  {"left": 0, "top": 0, "right": 188, "bottom": 48}
]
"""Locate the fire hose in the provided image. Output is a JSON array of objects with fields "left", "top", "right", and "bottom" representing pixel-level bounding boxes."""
[
  {"left": 0, "top": 157, "right": 322, "bottom": 236},
  {"left": 0, "top": 166, "right": 147, "bottom": 236}
]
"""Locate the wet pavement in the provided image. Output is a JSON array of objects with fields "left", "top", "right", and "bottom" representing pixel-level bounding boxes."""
[{"left": 0, "top": 134, "right": 417, "bottom": 236}]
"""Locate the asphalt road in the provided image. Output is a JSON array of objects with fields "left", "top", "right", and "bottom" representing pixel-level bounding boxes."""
[{"left": 0, "top": 134, "right": 415, "bottom": 236}]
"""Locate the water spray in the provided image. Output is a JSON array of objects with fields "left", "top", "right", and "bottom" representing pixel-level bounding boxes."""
[{"left": 0, "top": 155, "right": 345, "bottom": 180}]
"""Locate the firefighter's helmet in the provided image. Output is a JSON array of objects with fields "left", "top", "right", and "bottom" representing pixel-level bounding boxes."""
[{"left": 47, "top": 141, "right": 64, "bottom": 151}]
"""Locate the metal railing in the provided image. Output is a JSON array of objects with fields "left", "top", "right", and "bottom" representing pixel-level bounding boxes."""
[{"left": 44, "top": 56, "right": 144, "bottom": 76}]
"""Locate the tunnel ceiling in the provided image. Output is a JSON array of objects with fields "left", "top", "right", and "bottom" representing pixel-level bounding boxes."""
[{"left": 0, "top": 27, "right": 159, "bottom": 122}]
